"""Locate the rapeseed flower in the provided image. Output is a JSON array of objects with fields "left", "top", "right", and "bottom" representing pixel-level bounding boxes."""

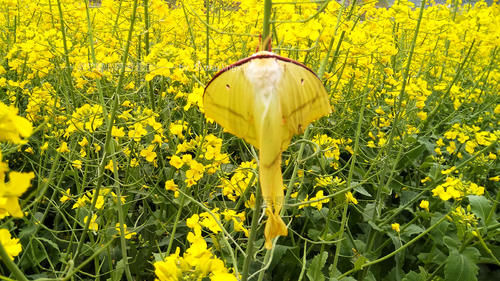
[{"left": 0, "top": 229, "right": 22, "bottom": 260}]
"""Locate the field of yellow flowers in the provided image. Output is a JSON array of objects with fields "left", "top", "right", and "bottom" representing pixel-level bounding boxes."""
[{"left": 0, "top": 0, "right": 499, "bottom": 280}]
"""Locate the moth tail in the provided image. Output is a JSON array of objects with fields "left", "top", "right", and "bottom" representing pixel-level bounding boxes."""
[{"left": 264, "top": 208, "right": 288, "bottom": 249}]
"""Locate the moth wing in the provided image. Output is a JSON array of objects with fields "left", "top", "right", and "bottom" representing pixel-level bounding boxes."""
[
  {"left": 277, "top": 60, "right": 331, "bottom": 149},
  {"left": 203, "top": 65, "right": 259, "bottom": 148}
]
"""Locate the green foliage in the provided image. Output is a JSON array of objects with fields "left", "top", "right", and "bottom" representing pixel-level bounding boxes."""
[{"left": 445, "top": 247, "right": 480, "bottom": 281}]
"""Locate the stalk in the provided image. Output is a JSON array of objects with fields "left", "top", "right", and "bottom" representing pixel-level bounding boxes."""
[
  {"left": 144, "top": 0, "right": 155, "bottom": 110},
  {"left": 0, "top": 243, "right": 29, "bottom": 281},
  {"left": 166, "top": 190, "right": 187, "bottom": 255},
  {"left": 261, "top": 0, "right": 272, "bottom": 50},
  {"left": 206, "top": 0, "right": 210, "bottom": 67},
  {"left": 332, "top": 70, "right": 370, "bottom": 272},
  {"left": 55, "top": 0, "right": 75, "bottom": 107},
  {"left": 74, "top": 2, "right": 139, "bottom": 281},
  {"left": 241, "top": 179, "right": 263, "bottom": 281},
  {"left": 360, "top": 1, "right": 426, "bottom": 279},
  {"left": 339, "top": 210, "right": 452, "bottom": 279}
]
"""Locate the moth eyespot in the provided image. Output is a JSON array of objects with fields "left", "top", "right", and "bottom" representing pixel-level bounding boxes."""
[
  {"left": 300, "top": 78, "right": 304, "bottom": 85},
  {"left": 226, "top": 84, "right": 231, "bottom": 89}
]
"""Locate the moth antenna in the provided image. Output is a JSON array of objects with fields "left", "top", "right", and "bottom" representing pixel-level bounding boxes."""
[
  {"left": 261, "top": 35, "right": 272, "bottom": 52},
  {"left": 256, "top": 34, "right": 262, "bottom": 52}
]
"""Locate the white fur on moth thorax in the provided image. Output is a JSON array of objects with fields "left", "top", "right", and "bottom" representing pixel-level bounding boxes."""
[{"left": 244, "top": 52, "right": 285, "bottom": 132}]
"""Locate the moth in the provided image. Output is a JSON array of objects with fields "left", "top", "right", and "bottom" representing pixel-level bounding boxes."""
[{"left": 203, "top": 51, "right": 331, "bottom": 249}]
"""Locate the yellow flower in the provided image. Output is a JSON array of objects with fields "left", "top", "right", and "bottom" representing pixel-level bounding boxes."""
[
  {"left": 0, "top": 229, "right": 22, "bottom": 260},
  {"left": 185, "top": 160, "right": 205, "bottom": 186},
  {"left": 169, "top": 155, "right": 184, "bottom": 169},
  {"left": 164, "top": 180, "right": 178, "bottom": 192},
  {"left": 0, "top": 171, "right": 35, "bottom": 218},
  {"left": 140, "top": 145, "right": 157, "bottom": 162},
  {"left": 0, "top": 102, "right": 33, "bottom": 144},
  {"left": 72, "top": 195, "right": 90, "bottom": 209},
  {"left": 308, "top": 190, "right": 329, "bottom": 210},
  {"left": 441, "top": 166, "right": 456, "bottom": 175},
  {"left": 104, "top": 160, "right": 117, "bottom": 172},
  {"left": 56, "top": 142, "right": 70, "bottom": 153},
  {"left": 111, "top": 126, "right": 125, "bottom": 138},
  {"left": 154, "top": 247, "right": 182, "bottom": 281},
  {"left": 465, "top": 140, "right": 477, "bottom": 154},
  {"left": 432, "top": 185, "right": 451, "bottom": 201},
  {"left": 84, "top": 214, "right": 98, "bottom": 232},
  {"left": 60, "top": 188, "right": 71, "bottom": 203},
  {"left": 211, "top": 273, "right": 238, "bottom": 281},
  {"left": 128, "top": 122, "right": 147, "bottom": 142},
  {"left": 419, "top": 200, "right": 429, "bottom": 211},
  {"left": 245, "top": 193, "right": 255, "bottom": 209},
  {"left": 186, "top": 214, "right": 202, "bottom": 236},
  {"left": 40, "top": 142, "right": 49, "bottom": 152},
  {"left": 199, "top": 211, "right": 222, "bottom": 234},
  {"left": 72, "top": 160, "right": 82, "bottom": 170},
  {"left": 169, "top": 121, "right": 187, "bottom": 139},
  {"left": 391, "top": 223, "right": 400, "bottom": 233},
  {"left": 446, "top": 141, "right": 456, "bottom": 154},
  {"left": 417, "top": 111, "right": 427, "bottom": 120},
  {"left": 78, "top": 137, "right": 89, "bottom": 147},
  {"left": 345, "top": 191, "right": 358, "bottom": 204},
  {"left": 494, "top": 104, "right": 500, "bottom": 114},
  {"left": 115, "top": 223, "right": 136, "bottom": 239}
]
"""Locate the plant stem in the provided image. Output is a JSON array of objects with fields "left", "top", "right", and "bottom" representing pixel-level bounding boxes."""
[
  {"left": 166, "top": 189, "right": 187, "bottom": 255},
  {"left": 144, "top": 0, "right": 155, "bottom": 111},
  {"left": 241, "top": 178, "right": 263, "bottom": 281},
  {"left": 0, "top": 243, "right": 29, "bottom": 281},
  {"left": 205, "top": 0, "right": 210, "bottom": 67},
  {"left": 339, "top": 210, "right": 451, "bottom": 279},
  {"left": 261, "top": 0, "right": 272, "bottom": 50},
  {"left": 332, "top": 70, "right": 370, "bottom": 272}
]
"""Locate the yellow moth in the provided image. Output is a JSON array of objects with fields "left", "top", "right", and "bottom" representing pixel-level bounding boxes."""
[{"left": 203, "top": 51, "right": 331, "bottom": 249}]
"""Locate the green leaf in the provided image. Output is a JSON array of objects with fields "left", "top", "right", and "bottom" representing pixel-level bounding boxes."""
[
  {"left": 307, "top": 251, "right": 328, "bottom": 281},
  {"left": 443, "top": 235, "right": 460, "bottom": 250},
  {"left": 468, "top": 195, "right": 493, "bottom": 226},
  {"left": 362, "top": 203, "right": 376, "bottom": 222},
  {"left": 402, "top": 271, "right": 422, "bottom": 281},
  {"left": 112, "top": 258, "right": 126, "bottom": 281},
  {"left": 403, "top": 224, "right": 424, "bottom": 237},
  {"left": 444, "top": 247, "right": 480, "bottom": 281},
  {"left": 354, "top": 184, "right": 372, "bottom": 197}
]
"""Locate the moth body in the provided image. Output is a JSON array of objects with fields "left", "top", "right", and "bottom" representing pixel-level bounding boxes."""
[{"left": 203, "top": 51, "right": 331, "bottom": 249}]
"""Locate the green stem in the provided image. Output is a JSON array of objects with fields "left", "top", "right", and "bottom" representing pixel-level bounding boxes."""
[
  {"left": 339, "top": 210, "right": 451, "bottom": 279},
  {"left": 73, "top": 3, "right": 139, "bottom": 278},
  {"left": 144, "top": 0, "right": 155, "bottom": 110},
  {"left": 361, "top": 2, "right": 426, "bottom": 279},
  {"left": 332, "top": 70, "right": 370, "bottom": 272},
  {"left": 241, "top": 178, "right": 263, "bottom": 281},
  {"left": 205, "top": 0, "right": 210, "bottom": 67},
  {"left": 261, "top": 0, "right": 272, "bottom": 50},
  {"left": 176, "top": 188, "right": 241, "bottom": 275},
  {"left": 166, "top": 190, "right": 187, "bottom": 255},
  {"left": 0, "top": 243, "right": 29, "bottom": 281},
  {"left": 62, "top": 239, "right": 115, "bottom": 281},
  {"left": 55, "top": 0, "right": 74, "bottom": 108},
  {"left": 317, "top": 0, "right": 350, "bottom": 78}
]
